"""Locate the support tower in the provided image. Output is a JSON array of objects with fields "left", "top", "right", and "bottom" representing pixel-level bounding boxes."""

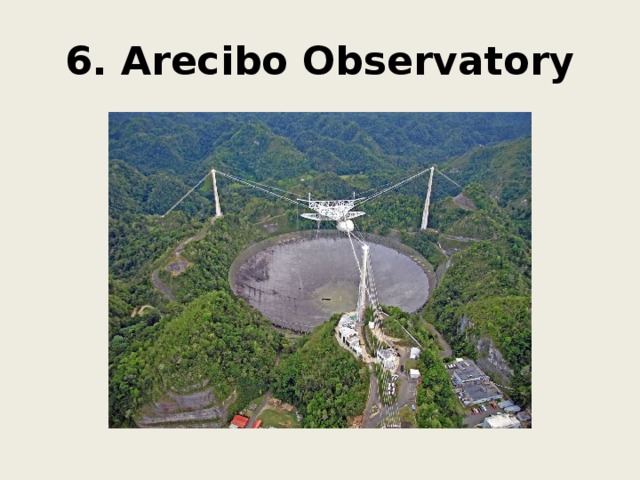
[
  {"left": 211, "top": 169, "right": 223, "bottom": 218},
  {"left": 420, "top": 166, "right": 435, "bottom": 230},
  {"left": 356, "top": 244, "right": 370, "bottom": 324}
]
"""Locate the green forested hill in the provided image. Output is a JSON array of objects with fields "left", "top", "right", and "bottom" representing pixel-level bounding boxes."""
[
  {"left": 109, "top": 159, "right": 213, "bottom": 217},
  {"left": 443, "top": 137, "right": 531, "bottom": 204},
  {"left": 271, "top": 316, "right": 369, "bottom": 428},
  {"left": 108, "top": 112, "right": 532, "bottom": 426},
  {"left": 423, "top": 184, "right": 531, "bottom": 405},
  {"left": 254, "top": 112, "right": 530, "bottom": 168},
  {"left": 110, "top": 112, "right": 530, "bottom": 181},
  {"left": 155, "top": 214, "right": 273, "bottom": 303},
  {"left": 109, "top": 291, "right": 282, "bottom": 427},
  {"left": 109, "top": 113, "right": 240, "bottom": 178},
  {"left": 439, "top": 138, "right": 532, "bottom": 239}
]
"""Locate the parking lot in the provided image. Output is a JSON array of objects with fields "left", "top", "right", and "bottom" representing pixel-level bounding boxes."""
[{"left": 463, "top": 402, "right": 503, "bottom": 427}]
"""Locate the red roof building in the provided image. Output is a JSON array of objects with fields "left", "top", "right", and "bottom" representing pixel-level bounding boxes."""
[
  {"left": 229, "top": 415, "right": 249, "bottom": 429},
  {"left": 252, "top": 419, "right": 262, "bottom": 428}
]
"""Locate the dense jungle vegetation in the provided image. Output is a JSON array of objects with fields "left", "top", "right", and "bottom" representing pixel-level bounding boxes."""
[{"left": 271, "top": 316, "right": 369, "bottom": 428}]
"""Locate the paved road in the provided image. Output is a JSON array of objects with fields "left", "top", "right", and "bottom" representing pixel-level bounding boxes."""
[
  {"left": 152, "top": 269, "right": 176, "bottom": 301},
  {"left": 425, "top": 322, "right": 452, "bottom": 358},
  {"left": 382, "top": 375, "right": 418, "bottom": 427},
  {"left": 362, "top": 365, "right": 380, "bottom": 428},
  {"left": 363, "top": 367, "right": 419, "bottom": 428},
  {"left": 246, "top": 393, "right": 271, "bottom": 428},
  {"left": 440, "top": 234, "right": 482, "bottom": 243}
]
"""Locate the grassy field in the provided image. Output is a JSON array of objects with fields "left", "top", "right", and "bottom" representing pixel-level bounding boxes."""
[{"left": 257, "top": 407, "right": 301, "bottom": 428}]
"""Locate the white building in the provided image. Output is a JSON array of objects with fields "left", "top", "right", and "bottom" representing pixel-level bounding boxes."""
[
  {"left": 335, "top": 312, "right": 365, "bottom": 359},
  {"left": 377, "top": 348, "right": 396, "bottom": 370},
  {"left": 339, "top": 326, "right": 358, "bottom": 342},
  {"left": 482, "top": 413, "right": 521, "bottom": 429},
  {"left": 410, "top": 347, "right": 420, "bottom": 360},
  {"left": 409, "top": 369, "right": 421, "bottom": 379},
  {"left": 338, "top": 313, "right": 357, "bottom": 329}
]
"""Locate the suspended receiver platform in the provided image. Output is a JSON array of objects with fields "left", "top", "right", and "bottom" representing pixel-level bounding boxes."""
[{"left": 298, "top": 197, "right": 365, "bottom": 232}]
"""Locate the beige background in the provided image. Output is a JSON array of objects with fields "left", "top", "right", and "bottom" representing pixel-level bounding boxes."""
[{"left": 2, "top": 1, "right": 637, "bottom": 478}]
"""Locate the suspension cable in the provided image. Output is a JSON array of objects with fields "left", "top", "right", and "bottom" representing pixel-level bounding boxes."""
[
  {"left": 347, "top": 229, "right": 401, "bottom": 427},
  {"left": 434, "top": 168, "right": 463, "bottom": 189},
  {"left": 160, "top": 172, "right": 210, "bottom": 218},
  {"left": 162, "top": 164, "right": 462, "bottom": 220},
  {"left": 356, "top": 168, "right": 431, "bottom": 206},
  {"left": 346, "top": 231, "right": 362, "bottom": 274},
  {"left": 215, "top": 170, "right": 306, "bottom": 207},
  {"left": 355, "top": 165, "right": 463, "bottom": 210},
  {"left": 215, "top": 169, "right": 301, "bottom": 198}
]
